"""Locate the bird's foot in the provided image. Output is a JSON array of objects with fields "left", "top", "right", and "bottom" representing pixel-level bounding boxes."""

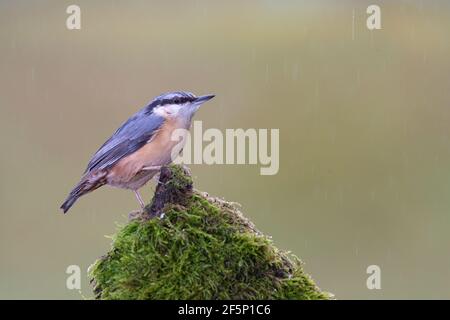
[{"left": 128, "top": 209, "right": 144, "bottom": 221}]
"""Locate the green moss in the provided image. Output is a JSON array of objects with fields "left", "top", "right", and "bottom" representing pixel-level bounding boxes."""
[
  {"left": 89, "top": 165, "right": 331, "bottom": 300},
  {"left": 165, "top": 163, "right": 193, "bottom": 190}
]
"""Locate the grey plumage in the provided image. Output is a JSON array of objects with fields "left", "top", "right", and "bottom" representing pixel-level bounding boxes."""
[
  {"left": 61, "top": 103, "right": 164, "bottom": 213},
  {"left": 85, "top": 106, "right": 165, "bottom": 173},
  {"left": 85, "top": 92, "right": 197, "bottom": 173},
  {"left": 60, "top": 91, "right": 214, "bottom": 214}
]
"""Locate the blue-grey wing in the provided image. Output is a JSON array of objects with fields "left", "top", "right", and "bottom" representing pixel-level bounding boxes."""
[{"left": 84, "top": 108, "right": 164, "bottom": 173}]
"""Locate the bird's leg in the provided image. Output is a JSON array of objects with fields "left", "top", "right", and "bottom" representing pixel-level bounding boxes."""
[
  {"left": 142, "top": 165, "right": 171, "bottom": 188},
  {"left": 156, "top": 173, "right": 170, "bottom": 187},
  {"left": 142, "top": 165, "right": 162, "bottom": 171},
  {"left": 134, "top": 190, "right": 145, "bottom": 209}
]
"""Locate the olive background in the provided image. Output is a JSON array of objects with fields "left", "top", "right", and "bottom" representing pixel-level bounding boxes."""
[{"left": 1, "top": 0, "right": 450, "bottom": 299}]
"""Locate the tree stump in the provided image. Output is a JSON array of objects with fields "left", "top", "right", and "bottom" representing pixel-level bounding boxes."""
[{"left": 89, "top": 165, "right": 331, "bottom": 300}]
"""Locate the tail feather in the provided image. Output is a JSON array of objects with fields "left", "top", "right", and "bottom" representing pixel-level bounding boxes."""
[
  {"left": 60, "top": 180, "right": 87, "bottom": 214},
  {"left": 60, "top": 171, "right": 107, "bottom": 214},
  {"left": 61, "top": 194, "right": 79, "bottom": 214}
]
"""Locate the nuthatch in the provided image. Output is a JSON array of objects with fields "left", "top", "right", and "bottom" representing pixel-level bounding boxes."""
[{"left": 60, "top": 91, "right": 214, "bottom": 213}]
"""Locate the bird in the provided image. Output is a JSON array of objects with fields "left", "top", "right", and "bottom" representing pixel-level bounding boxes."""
[{"left": 60, "top": 91, "right": 214, "bottom": 213}]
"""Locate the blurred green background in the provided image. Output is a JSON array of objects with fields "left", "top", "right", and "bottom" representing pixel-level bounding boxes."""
[{"left": 1, "top": 0, "right": 450, "bottom": 299}]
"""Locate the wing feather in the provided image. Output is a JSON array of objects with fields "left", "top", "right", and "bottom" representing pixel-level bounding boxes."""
[{"left": 84, "top": 107, "right": 164, "bottom": 173}]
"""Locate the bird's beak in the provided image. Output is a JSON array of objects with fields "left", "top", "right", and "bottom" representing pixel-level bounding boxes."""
[{"left": 194, "top": 94, "right": 215, "bottom": 105}]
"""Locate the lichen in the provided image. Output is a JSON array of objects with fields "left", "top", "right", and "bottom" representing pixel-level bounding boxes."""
[{"left": 89, "top": 165, "right": 331, "bottom": 300}]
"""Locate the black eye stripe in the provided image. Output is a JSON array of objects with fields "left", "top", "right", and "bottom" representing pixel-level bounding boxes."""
[
  {"left": 160, "top": 96, "right": 195, "bottom": 106},
  {"left": 145, "top": 93, "right": 196, "bottom": 115}
]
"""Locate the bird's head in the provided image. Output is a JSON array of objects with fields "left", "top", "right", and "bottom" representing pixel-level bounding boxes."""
[{"left": 150, "top": 91, "right": 214, "bottom": 120}]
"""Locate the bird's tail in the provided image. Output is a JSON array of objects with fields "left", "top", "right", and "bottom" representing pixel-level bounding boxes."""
[
  {"left": 61, "top": 193, "right": 79, "bottom": 214},
  {"left": 60, "top": 172, "right": 107, "bottom": 214}
]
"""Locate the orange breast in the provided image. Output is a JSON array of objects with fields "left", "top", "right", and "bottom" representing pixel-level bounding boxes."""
[{"left": 107, "top": 117, "right": 186, "bottom": 186}]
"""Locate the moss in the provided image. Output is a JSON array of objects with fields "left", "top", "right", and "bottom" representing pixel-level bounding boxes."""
[{"left": 89, "top": 165, "right": 331, "bottom": 300}]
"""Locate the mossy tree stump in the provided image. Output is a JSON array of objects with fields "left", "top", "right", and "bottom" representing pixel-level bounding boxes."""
[{"left": 89, "top": 165, "right": 331, "bottom": 300}]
